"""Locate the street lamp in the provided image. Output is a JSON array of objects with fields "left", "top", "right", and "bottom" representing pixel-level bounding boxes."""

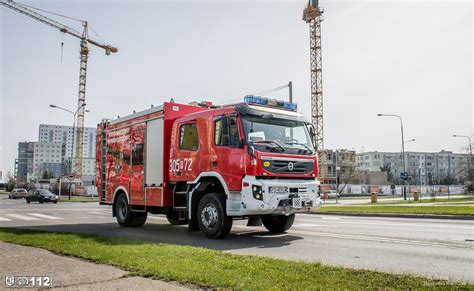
[
  {"left": 378, "top": 113, "right": 407, "bottom": 199},
  {"left": 453, "top": 134, "right": 473, "bottom": 192},
  {"left": 50, "top": 103, "right": 87, "bottom": 200},
  {"left": 404, "top": 138, "right": 416, "bottom": 144}
]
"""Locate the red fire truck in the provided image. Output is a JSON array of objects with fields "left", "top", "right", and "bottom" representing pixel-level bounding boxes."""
[{"left": 96, "top": 96, "right": 322, "bottom": 238}]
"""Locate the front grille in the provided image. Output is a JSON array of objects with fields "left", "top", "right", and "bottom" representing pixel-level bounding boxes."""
[{"left": 262, "top": 159, "right": 314, "bottom": 174}]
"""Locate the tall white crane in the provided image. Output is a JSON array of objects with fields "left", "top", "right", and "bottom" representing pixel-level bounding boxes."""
[{"left": 1, "top": 0, "right": 117, "bottom": 180}]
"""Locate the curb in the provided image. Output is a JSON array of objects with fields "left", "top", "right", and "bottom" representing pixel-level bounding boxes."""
[{"left": 309, "top": 212, "right": 474, "bottom": 220}]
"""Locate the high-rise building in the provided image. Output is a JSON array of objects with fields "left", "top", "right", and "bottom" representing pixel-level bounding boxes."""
[
  {"left": 38, "top": 124, "right": 96, "bottom": 184},
  {"left": 38, "top": 124, "right": 96, "bottom": 159},
  {"left": 32, "top": 142, "right": 63, "bottom": 179}
]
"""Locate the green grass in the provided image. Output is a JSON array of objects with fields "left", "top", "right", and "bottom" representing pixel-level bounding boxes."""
[
  {"left": 59, "top": 196, "right": 98, "bottom": 203},
  {"left": 319, "top": 205, "right": 474, "bottom": 216},
  {"left": 369, "top": 196, "right": 474, "bottom": 205},
  {"left": 0, "top": 228, "right": 470, "bottom": 289},
  {"left": 0, "top": 190, "right": 9, "bottom": 195}
]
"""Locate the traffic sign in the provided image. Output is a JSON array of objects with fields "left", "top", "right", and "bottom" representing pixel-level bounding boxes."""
[{"left": 400, "top": 172, "right": 409, "bottom": 178}]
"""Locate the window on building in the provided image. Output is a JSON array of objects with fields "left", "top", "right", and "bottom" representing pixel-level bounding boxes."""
[{"left": 180, "top": 123, "right": 199, "bottom": 151}]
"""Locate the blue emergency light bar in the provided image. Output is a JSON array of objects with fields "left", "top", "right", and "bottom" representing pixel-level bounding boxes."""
[{"left": 244, "top": 95, "right": 298, "bottom": 111}]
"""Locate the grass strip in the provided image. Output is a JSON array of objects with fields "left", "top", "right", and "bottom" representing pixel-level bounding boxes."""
[
  {"left": 319, "top": 205, "right": 474, "bottom": 216},
  {"left": 59, "top": 197, "right": 98, "bottom": 203},
  {"left": 0, "top": 228, "right": 471, "bottom": 289},
  {"left": 369, "top": 197, "right": 474, "bottom": 205}
]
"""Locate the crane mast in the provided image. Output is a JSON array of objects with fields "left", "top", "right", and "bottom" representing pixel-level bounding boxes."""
[
  {"left": 303, "top": 0, "right": 325, "bottom": 182},
  {"left": 1, "top": 0, "right": 117, "bottom": 181}
]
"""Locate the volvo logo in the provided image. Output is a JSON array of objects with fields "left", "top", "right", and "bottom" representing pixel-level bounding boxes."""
[{"left": 287, "top": 162, "right": 294, "bottom": 171}]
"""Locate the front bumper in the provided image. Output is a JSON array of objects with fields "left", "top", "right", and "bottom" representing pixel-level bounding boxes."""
[{"left": 226, "top": 176, "right": 322, "bottom": 216}]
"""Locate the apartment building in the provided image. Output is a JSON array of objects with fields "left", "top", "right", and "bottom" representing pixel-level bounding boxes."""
[{"left": 356, "top": 150, "right": 469, "bottom": 184}]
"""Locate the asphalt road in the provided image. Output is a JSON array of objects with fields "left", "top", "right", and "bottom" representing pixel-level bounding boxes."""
[{"left": 1, "top": 196, "right": 473, "bottom": 283}]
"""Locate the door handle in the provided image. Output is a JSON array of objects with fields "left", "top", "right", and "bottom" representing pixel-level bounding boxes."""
[{"left": 210, "top": 161, "right": 218, "bottom": 166}]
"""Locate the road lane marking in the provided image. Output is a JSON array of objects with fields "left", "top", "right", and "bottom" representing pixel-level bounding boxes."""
[
  {"left": 5, "top": 214, "right": 39, "bottom": 221},
  {"left": 294, "top": 223, "right": 336, "bottom": 228},
  {"left": 287, "top": 229, "right": 474, "bottom": 250},
  {"left": 0, "top": 216, "right": 12, "bottom": 222},
  {"left": 28, "top": 213, "right": 63, "bottom": 220}
]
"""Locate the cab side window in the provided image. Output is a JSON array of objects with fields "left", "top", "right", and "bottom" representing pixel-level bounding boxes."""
[
  {"left": 215, "top": 116, "right": 240, "bottom": 147},
  {"left": 180, "top": 123, "right": 199, "bottom": 151}
]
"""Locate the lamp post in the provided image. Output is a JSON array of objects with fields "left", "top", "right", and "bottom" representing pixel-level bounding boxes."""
[
  {"left": 378, "top": 113, "right": 407, "bottom": 199},
  {"left": 50, "top": 103, "right": 86, "bottom": 200},
  {"left": 453, "top": 134, "right": 473, "bottom": 192}
]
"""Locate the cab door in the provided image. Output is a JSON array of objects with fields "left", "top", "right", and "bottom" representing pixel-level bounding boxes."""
[
  {"left": 169, "top": 120, "right": 201, "bottom": 182},
  {"left": 212, "top": 115, "right": 246, "bottom": 191}
]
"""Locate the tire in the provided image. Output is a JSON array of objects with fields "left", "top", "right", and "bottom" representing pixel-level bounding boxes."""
[
  {"left": 166, "top": 211, "right": 187, "bottom": 225},
  {"left": 39, "top": 199, "right": 44, "bottom": 204},
  {"left": 115, "top": 193, "right": 147, "bottom": 227},
  {"left": 26, "top": 198, "right": 30, "bottom": 204},
  {"left": 197, "top": 193, "right": 232, "bottom": 239},
  {"left": 261, "top": 213, "right": 295, "bottom": 233},
  {"left": 53, "top": 201, "right": 58, "bottom": 204}
]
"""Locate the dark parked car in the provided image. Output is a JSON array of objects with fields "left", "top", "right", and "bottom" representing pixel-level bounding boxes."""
[
  {"left": 26, "top": 189, "right": 59, "bottom": 204},
  {"left": 9, "top": 188, "right": 28, "bottom": 199}
]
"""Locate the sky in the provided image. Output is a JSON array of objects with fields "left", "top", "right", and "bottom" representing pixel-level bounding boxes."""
[{"left": 0, "top": 0, "right": 473, "bottom": 179}]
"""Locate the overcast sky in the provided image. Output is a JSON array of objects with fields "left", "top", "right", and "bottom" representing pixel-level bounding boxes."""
[{"left": 0, "top": 0, "right": 472, "bottom": 178}]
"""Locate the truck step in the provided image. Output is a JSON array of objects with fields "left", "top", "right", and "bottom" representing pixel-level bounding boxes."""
[{"left": 173, "top": 206, "right": 187, "bottom": 211}]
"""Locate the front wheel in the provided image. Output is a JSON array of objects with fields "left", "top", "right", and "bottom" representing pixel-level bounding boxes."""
[
  {"left": 261, "top": 213, "right": 295, "bottom": 233},
  {"left": 115, "top": 193, "right": 147, "bottom": 227},
  {"left": 26, "top": 198, "right": 30, "bottom": 204},
  {"left": 197, "top": 193, "right": 232, "bottom": 239}
]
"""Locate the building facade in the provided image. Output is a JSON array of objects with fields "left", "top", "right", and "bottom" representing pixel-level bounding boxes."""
[
  {"left": 15, "top": 142, "right": 34, "bottom": 183},
  {"left": 356, "top": 150, "right": 469, "bottom": 185},
  {"left": 321, "top": 149, "right": 356, "bottom": 184},
  {"left": 32, "top": 142, "right": 63, "bottom": 179},
  {"left": 38, "top": 124, "right": 96, "bottom": 183}
]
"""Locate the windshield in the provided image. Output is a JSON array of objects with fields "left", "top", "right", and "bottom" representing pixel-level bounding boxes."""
[
  {"left": 38, "top": 190, "right": 53, "bottom": 195},
  {"left": 241, "top": 115, "right": 314, "bottom": 154}
]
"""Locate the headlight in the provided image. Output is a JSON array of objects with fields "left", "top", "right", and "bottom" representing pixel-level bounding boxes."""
[
  {"left": 55, "top": 196, "right": 59, "bottom": 199},
  {"left": 252, "top": 185, "right": 263, "bottom": 200},
  {"left": 269, "top": 186, "right": 288, "bottom": 194}
]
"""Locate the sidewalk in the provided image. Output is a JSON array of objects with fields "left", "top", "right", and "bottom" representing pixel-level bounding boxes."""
[{"left": 0, "top": 242, "right": 188, "bottom": 290}]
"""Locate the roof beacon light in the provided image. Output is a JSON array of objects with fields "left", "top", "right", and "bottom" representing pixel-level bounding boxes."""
[{"left": 244, "top": 95, "right": 297, "bottom": 111}]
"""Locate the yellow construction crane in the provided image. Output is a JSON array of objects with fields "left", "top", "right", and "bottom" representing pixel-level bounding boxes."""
[
  {"left": 303, "top": 0, "right": 325, "bottom": 182},
  {"left": 1, "top": 0, "right": 117, "bottom": 180}
]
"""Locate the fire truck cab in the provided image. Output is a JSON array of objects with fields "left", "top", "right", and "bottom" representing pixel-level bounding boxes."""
[{"left": 97, "top": 96, "right": 322, "bottom": 238}]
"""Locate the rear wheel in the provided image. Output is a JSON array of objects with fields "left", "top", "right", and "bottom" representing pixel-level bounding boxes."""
[
  {"left": 26, "top": 198, "right": 30, "bottom": 204},
  {"left": 197, "top": 193, "right": 232, "bottom": 239},
  {"left": 261, "top": 213, "right": 295, "bottom": 233},
  {"left": 115, "top": 193, "right": 147, "bottom": 227},
  {"left": 166, "top": 211, "right": 187, "bottom": 225}
]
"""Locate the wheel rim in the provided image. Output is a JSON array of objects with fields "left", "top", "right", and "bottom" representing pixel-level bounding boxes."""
[
  {"left": 201, "top": 203, "right": 218, "bottom": 228},
  {"left": 118, "top": 200, "right": 127, "bottom": 220}
]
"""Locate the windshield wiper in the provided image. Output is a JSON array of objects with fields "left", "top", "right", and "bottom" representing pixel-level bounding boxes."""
[
  {"left": 284, "top": 142, "right": 314, "bottom": 154},
  {"left": 252, "top": 140, "right": 285, "bottom": 152}
]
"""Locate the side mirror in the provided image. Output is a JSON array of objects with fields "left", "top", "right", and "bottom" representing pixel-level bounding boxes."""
[
  {"left": 247, "top": 145, "right": 256, "bottom": 158},
  {"left": 309, "top": 125, "right": 315, "bottom": 139}
]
